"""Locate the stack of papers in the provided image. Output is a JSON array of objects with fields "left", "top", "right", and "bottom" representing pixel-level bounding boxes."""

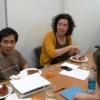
[
  {"left": 60, "top": 62, "right": 90, "bottom": 80},
  {"left": 9, "top": 73, "right": 50, "bottom": 98}
]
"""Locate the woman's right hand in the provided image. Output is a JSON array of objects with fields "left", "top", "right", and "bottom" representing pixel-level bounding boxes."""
[{"left": 67, "top": 45, "right": 80, "bottom": 56}]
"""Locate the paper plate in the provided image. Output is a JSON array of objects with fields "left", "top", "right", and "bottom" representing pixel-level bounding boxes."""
[{"left": 19, "top": 68, "right": 42, "bottom": 77}]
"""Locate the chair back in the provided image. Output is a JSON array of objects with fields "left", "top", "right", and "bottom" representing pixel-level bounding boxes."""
[
  {"left": 95, "top": 45, "right": 100, "bottom": 49},
  {"left": 34, "top": 46, "right": 43, "bottom": 69}
]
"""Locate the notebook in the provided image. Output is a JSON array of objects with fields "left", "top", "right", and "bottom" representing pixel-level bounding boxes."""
[
  {"left": 9, "top": 73, "right": 50, "bottom": 98},
  {"left": 60, "top": 87, "right": 85, "bottom": 100}
]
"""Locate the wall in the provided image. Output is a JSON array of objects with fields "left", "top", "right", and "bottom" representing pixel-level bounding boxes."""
[
  {"left": 6, "top": 0, "right": 100, "bottom": 66},
  {"left": 0, "top": 0, "right": 7, "bottom": 30},
  {"left": 65, "top": 0, "right": 100, "bottom": 54},
  {"left": 7, "top": 0, "right": 63, "bottom": 66}
]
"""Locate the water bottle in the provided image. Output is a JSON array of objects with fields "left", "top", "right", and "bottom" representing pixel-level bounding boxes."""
[{"left": 88, "top": 68, "right": 96, "bottom": 93}]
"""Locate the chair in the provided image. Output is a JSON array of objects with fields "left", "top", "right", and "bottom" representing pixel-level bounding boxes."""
[
  {"left": 34, "top": 46, "right": 43, "bottom": 69},
  {"left": 95, "top": 45, "right": 100, "bottom": 49}
]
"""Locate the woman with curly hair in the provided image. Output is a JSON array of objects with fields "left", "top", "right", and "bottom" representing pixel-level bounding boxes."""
[{"left": 40, "top": 13, "right": 80, "bottom": 66}]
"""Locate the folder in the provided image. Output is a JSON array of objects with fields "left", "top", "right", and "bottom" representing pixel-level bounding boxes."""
[{"left": 60, "top": 87, "right": 85, "bottom": 100}]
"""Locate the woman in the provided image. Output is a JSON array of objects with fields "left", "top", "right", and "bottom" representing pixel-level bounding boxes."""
[
  {"left": 40, "top": 13, "right": 80, "bottom": 66},
  {"left": 73, "top": 49, "right": 100, "bottom": 100}
]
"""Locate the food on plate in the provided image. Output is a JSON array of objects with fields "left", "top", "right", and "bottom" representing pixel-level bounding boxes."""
[
  {"left": 78, "top": 55, "right": 85, "bottom": 61},
  {"left": 72, "top": 55, "right": 85, "bottom": 61},
  {"left": 72, "top": 56, "right": 77, "bottom": 60},
  {"left": 27, "top": 69, "right": 38, "bottom": 75},
  {"left": 0, "top": 84, "right": 8, "bottom": 96}
]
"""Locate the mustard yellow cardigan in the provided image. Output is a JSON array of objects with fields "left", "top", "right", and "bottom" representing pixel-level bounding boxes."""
[{"left": 40, "top": 31, "right": 72, "bottom": 66}]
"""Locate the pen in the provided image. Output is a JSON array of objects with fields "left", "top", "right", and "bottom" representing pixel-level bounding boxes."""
[{"left": 54, "top": 87, "right": 65, "bottom": 93}]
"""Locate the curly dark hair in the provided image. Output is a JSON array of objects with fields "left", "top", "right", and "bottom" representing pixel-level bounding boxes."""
[
  {"left": 93, "top": 48, "right": 100, "bottom": 87},
  {"left": 0, "top": 27, "right": 18, "bottom": 43},
  {"left": 52, "top": 13, "right": 75, "bottom": 36}
]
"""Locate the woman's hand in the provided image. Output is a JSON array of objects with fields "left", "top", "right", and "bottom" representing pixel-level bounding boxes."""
[
  {"left": 68, "top": 45, "right": 80, "bottom": 56},
  {"left": 73, "top": 46, "right": 80, "bottom": 54},
  {"left": 72, "top": 93, "right": 84, "bottom": 100},
  {"left": 72, "top": 93, "right": 97, "bottom": 100}
]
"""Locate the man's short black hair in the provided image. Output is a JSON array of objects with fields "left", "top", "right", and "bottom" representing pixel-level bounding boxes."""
[{"left": 0, "top": 27, "right": 18, "bottom": 42}]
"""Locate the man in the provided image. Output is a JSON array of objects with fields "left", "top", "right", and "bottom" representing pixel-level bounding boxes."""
[{"left": 0, "top": 27, "right": 29, "bottom": 81}]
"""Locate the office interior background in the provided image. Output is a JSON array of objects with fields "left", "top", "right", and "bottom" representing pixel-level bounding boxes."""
[{"left": 0, "top": 0, "right": 100, "bottom": 66}]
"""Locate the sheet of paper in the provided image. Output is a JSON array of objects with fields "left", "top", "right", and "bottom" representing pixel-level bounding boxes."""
[
  {"left": 16, "top": 98, "right": 32, "bottom": 100},
  {"left": 6, "top": 93, "right": 31, "bottom": 100},
  {"left": 61, "top": 62, "right": 79, "bottom": 69},
  {"left": 59, "top": 68, "right": 90, "bottom": 80},
  {"left": 10, "top": 73, "right": 50, "bottom": 94},
  {"left": 6, "top": 93, "right": 18, "bottom": 100}
]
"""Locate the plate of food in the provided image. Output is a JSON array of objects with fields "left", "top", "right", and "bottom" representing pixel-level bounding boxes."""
[
  {"left": 69, "top": 55, "right": 88, "bottom": 63},
  {"left": 9, "top": 68, "right": 42, "bottom": 80},
  {"left": 0, "top": 84, "right": 12, "bottom": 99},
  {"left": 19, "top": 68, "right": 42, "bottom": 77}
]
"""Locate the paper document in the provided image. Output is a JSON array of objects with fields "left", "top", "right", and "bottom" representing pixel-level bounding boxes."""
[
  {"left": 6, "top": 93, "right": 31, "bottom": 100},
  {"left": 61, "top": 62, "right": 79, "bottom": 69},
  {"left": 10, "top": 73, "right": 50, "bottom": 94},
  {"left": 6, "top": 93, "right": 18, "bottom": 100},
  {"left": 59, "top": 68, "right": 90, "bottom": 80}
]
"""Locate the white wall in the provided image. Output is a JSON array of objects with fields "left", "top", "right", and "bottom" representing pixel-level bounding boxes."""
[
  {"left": 6, "top": 0, "right": 100, "bottom": 66},
  {"left": 0, "top": 0, "right": 6, "bottom": 30},
  {"left": 7, "top": 0, "right": 63, "bottom": 66},
  {"left": 65, "top": 0, "right": 100, "bottom": 54}
]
